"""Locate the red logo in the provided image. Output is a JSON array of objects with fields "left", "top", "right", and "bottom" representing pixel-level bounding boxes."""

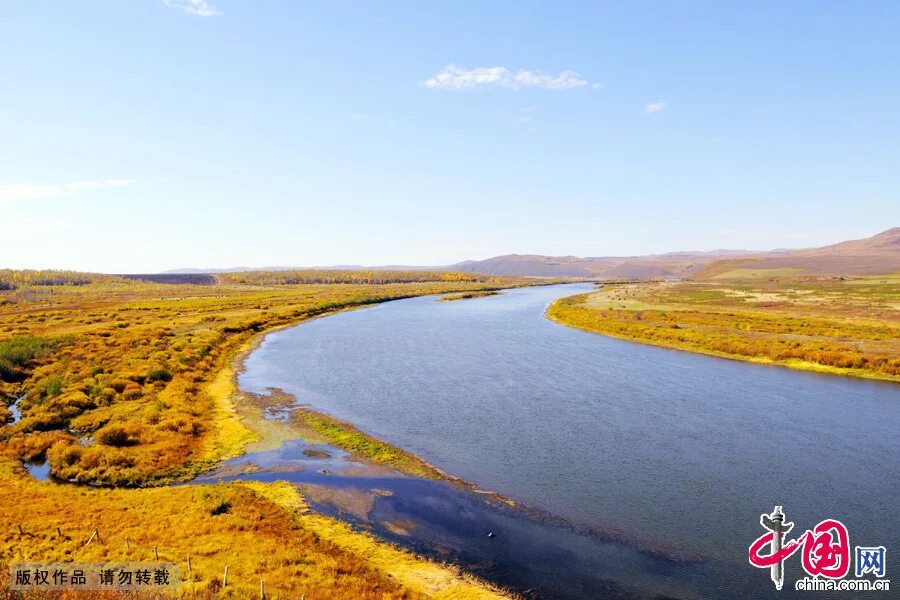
[{"left": 749, "top": 506, "right": 850, "bottom": 589}]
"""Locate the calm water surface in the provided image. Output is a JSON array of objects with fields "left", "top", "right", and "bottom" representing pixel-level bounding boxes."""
[{"left": 239, "top": 284, "right": 899, "bottom": 597}]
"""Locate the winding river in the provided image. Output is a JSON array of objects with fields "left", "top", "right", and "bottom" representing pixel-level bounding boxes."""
[{"left": 233, "top": 283, "right": 898, "bottom": 599}]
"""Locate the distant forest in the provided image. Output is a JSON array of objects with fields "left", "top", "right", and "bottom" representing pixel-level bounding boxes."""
[
  {"left": 215, "top": 270, "right": 499, "bottom": 285},
  {"left": 0, "top": 269, "right": 509, "bottom": 290},
  {"left": 0, "top": 270, "right": 118, "bottom": 290}
]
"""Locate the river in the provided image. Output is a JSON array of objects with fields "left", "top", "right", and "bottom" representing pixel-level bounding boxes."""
[{"left": 227, "top": 283, "right": 898, "bottom": 599}]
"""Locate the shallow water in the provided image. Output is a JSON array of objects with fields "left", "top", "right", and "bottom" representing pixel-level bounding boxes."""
[
  {"left": 238, "top": 284, "right": 899, "bottom": 598},
  {"left": 25, "top": 460, "right": 50, "bottom": 480},
  {"left": 199, "top": 439, "right": 733, "bottom": 599},
  {"left": 8, "top": 394, "right": 23, "bottom": 424}
]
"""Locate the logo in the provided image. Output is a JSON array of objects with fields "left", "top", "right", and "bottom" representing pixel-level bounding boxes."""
[{"left": 748, "top": 505, "right": 890, "bottom": 593}]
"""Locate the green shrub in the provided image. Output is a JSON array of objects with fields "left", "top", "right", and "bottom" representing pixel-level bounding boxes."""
[
  {"left": 0, "top": 335, "right": 56, "bottom": 382},
  {"left": 42, "top": 376, "right": 64, "bottom": 398},
  {"left": 146, "top": 366, "right": 173, "bottom": 383}
]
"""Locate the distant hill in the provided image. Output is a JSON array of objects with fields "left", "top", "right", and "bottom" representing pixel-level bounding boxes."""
[
  {"left": 161, "top": 228, "right": 899, "bottom": 281},
  {"left": 162, "top": 265, "right": 429, "bottom": 274},
  {"left": 164, "top": 253, "right": 750, "bottom": 280},
  {"left": 691, "top": 227, "right": 900, "bottom": 279},
  {"left": 447, "top": 250, "right": 758, "bottom": 280}
]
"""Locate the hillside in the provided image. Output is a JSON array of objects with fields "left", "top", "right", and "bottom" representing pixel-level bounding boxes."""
[
  {"left": 162, "top": 229, "right": 899, "bottom": 281},
  {"left": 449, "top": 251, "right": 757, "bottom": 279},
  {"left": 691, "top": 227, "right": 900, "bottom": 279},
  {"left": 452, "top": 229, "right": 900, "bottom": 279}
]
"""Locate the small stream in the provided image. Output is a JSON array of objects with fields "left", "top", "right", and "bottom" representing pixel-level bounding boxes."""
[
  {"left": 8, "top": 393, "right": 23, "bottom": 424},
  {"left": 9, "top": 393, "right": 63, "bottom": 481}
]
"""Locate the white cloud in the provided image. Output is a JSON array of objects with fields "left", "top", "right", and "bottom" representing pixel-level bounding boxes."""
[
  {"left": 644, "top": 100, "right": 666, "bottom": 113},
  {"left": 423, "top": 65, "right": 595, "bottom": 91},
  {"left": 162, "top": 0, "right": 221, "bottom": 17},
  {"left": 0, "top": 179, "right": 134, "bottom": 206}
]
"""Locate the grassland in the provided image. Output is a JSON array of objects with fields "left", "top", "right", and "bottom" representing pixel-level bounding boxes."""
[
  {"left": 0, "top": 271, "right": 528, "bottom": 485},
  {"left": 437, "top": 291, "right": 502, "bottom": 302},
  {"left": 0, "top": 269, "right": 524, "bottom": 599},
  {"left": 547, "top": 276, "right": 900, "bottom": 382}
]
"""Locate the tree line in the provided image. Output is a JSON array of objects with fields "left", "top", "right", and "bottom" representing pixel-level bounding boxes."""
[{"left": 216, "top": 269, "right": 500, "bottom": 285}]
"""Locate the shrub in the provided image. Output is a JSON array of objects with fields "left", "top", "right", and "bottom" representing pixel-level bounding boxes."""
[
  {"left": 122, "top": 382, "right": 143, "bottom": 401},
  {"left": 41, "top": 376, "right": 65, "bottom": 399},
  {"left": 199, "top": 489, "right": 232, "bottom": 516},
  {"left": 47, "top": 441, "right": 83, "bottom": 467},
  {"left": 0, "top": 335, "right": 56, "bottom": 382},
  {"left": 95, "top": 424, "right": 139, "bottom": 447},
  {"left": 108, "top": 379, "right": 129, "bottom": 393},
  {"left": 146, "top": 366, "right": 173, "bottom": 383},
  {"left": 46, "top": 391, "right": 95, "bottom": 419},
  {"left": 210, "top": 499, "right": 231, "bottom": 515},
  {"left": 18, "top": 412, "right": 69, "bottom": 433},
  {"left": 7, "top": 431, "right": 70, "bottom": 462}
]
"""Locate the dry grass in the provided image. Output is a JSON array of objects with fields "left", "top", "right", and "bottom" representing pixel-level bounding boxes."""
[
  {"left": 437, "top": 291, "right": 502, "bottom": 302},
  {"left": 0, "top": 271, "right": 523, "bottom": 599},
  {"left": 0, "top": 275, "right": 524, "bottom": 485},
  {"left": 548, "top": 276, "right": 900, "bottom": 382},
  {"left": 0, "top": 458, "right": 507, "bottom": 599}
]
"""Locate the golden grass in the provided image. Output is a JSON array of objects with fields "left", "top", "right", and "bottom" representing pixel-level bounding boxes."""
[
  {"left": 702, "top": 266, "right": 805, "bottom": 280},
  {"left": 246, "top": 482, "right": 509, "bottom": 600},
  {"left": 0, "top": 271, "right": 524, "bottom": 599},
  {"left": 0, "top": 457, "right": 511, "bottom": 599},
  {"left": 192, "top": 339, "right": 262, "bottom": 473},
  {"left": 0, "top": 276, "right": 528, "bottom": 485},
  {"left": 437, "top": 291, "right": 502, "bottom": 302},
  {"left": 548, "top": 277, "right": 900, "bottom": 382},
  {"left": 299, "top": 512, "right": 508, "bottom": 600}
]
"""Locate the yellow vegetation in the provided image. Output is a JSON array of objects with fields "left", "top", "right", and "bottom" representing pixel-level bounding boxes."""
[
  {"left": 0, "top": 270, "right": 522, "bottom": 598},
  {"left": 247, "top": 482, "right": 508, "bottom": 599},
  {"left": 548, "top": 277, "right": 900, "bottom": 382},
  {"left": 0, "top": 458, "right": 510, "bottom": 599},
  {"left": 0, "top": 274, "right": 526, "bottom": 485},
  {"left": 437, "top": 291, "right": 502, "bottom": 302}
]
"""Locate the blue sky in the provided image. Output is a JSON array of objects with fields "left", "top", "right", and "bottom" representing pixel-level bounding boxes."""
[{"left": 2, "top": 1, "right": 898, "bottom": 272}]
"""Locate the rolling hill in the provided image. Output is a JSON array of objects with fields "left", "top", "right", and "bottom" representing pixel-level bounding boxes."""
[
  {"left": 162, "top": 228, "right": 899, "bottom": 281},
  {"left": 449, "top": 229, "right": 899, "bottom": 279},
  {"left": 690, "top": 227, "right": 900, "bottom": 279},
  {"left": 447, "top": 250, "right": 758, "bottom": 279}
]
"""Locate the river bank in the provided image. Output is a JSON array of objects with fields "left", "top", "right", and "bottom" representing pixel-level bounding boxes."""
[
  {"left": 546, "top": 278, "right": 900, "bottom": 383},
  {"left": 231, "top": 283, "right": 899, "bottom": 599},
  {"left": 195, "top": 293, "right": 521, "bottom": 599},
  {"left": 211, "top": 289, "right": 750, "bottom": 600},
  {"left": 7, "top": 277, "right": 896, "bottom": 598},
  {"left": 1, "top": 274, "right": 538, "bottom": 598},
  {"left": 204, "top": 342, "right": 714, "bottom": 600},
  {"left": 214, "top": 298, "right": 512, "bottom": 489}
]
